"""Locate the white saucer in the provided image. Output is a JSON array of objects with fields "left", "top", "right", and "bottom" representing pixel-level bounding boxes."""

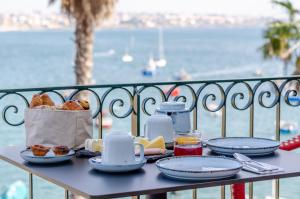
[{"left": 89, "top": 157, "right": 147, "bottom": 173}]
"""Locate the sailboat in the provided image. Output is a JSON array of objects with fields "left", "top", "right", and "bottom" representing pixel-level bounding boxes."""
[
  {"left": 155, "top": 28, "right": 167, "bottom": 68},
  {"left": 122, "top": 48, "right": 133, "bottom": 63},
  {"left": 122, "top": 37, "right": 135, "bottom": 63},
  {"left": 173, "top": 68, "right": 192, "bottom": 81},
  {"left": 253, "top": 68, "right": 263, "bottom": 76},
  {"left": 142, "top": 55, "right": 157, "bottom": 77}
]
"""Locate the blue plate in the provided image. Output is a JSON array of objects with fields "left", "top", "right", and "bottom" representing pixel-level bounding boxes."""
[
  {"left": 206, "top": 137, "right": 280, "bottom": 156},
  {"left": 20, "top": 149, "right": 75, "bottom": 164},
  {"left": 156, "top": 156, "right": 242, "bottom": 181}
]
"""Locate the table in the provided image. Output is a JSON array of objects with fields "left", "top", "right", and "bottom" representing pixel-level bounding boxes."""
[{"left": 1, "top": 146, "right": 300, "bottom": 199}]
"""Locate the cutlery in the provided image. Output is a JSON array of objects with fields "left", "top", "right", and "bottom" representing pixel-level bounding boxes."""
[{"left": 233, "top": 153, "right": 274, "bottom": 171}]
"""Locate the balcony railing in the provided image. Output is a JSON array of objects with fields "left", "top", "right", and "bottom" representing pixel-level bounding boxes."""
[{"left": 1, "top": 76, "right": 300, "bottom": 199}]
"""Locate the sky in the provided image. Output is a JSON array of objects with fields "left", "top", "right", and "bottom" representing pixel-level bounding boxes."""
[{"left": 0, "top": 0, "right": 300, "bottom": 17}]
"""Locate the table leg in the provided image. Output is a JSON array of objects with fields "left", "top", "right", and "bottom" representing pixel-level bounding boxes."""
[
  {"left": 146, "top": 193, "right": 167, "bottom": 199},
  {"left": 249, "top": 182, "right": 253, "bottom": 199},
  {"left": 192, "top": 189, "right": 197, "bottom": 199},
  {"left": 65, "top": 189, "right": 69, "bottom": 199},
  {"left": 275, "top": 179, "right": 280, "bottom": 199},
  {"left": 221, "top": 186, "right": 225, "bottom": 199},
  {"left": 28, "top": 172, "right": 33, "bottom": 199}
]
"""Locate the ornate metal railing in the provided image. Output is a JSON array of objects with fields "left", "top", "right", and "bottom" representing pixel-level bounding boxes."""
[{"left": 1, "top": 76, "right": 300, "bottom": 199}]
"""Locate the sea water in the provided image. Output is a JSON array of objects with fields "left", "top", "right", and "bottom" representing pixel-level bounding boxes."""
[{"left": 0, "top": 27, "right": 299, "bottom": 199}]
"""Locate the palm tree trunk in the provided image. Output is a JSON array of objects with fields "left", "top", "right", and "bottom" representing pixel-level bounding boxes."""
[{"left": 74, "top": 18, "right": 94, "bottom": 100}]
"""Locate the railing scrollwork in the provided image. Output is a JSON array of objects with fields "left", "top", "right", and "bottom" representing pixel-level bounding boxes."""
[{"left": 0, "top": 76, "right": 300, "bottom": 127}]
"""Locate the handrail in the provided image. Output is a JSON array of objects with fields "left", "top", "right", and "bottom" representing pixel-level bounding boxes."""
[{"left": 0, "top": 75, "right": 300, "bottom": 93}]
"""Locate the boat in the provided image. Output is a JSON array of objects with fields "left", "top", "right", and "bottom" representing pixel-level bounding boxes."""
[
  {"left": 95, "top": 110, "right": 113, "bottom": 129},
  {"left": 155, "top": 28, "right": 167, "bottom": 68},
  {"left": 94, "top": 49, "right": 115, "bottom": 57},
  {"left": 288, "top": 96, "right": 300, "bottom": 102},
  {"left": 142, "top": 56, "right": 157, "bottom": 77},
  {"left": 280, "top": 121, "right": 297, "bottom": 134},
  {"left": 102, "top": 116, "right": 113, "bottom": 129},
  {"left": 122, "top": 48, "right": 133, "bottom": 63},
  {"left": 163, "top": 86, "right": 181, "bottom": 97},
  {"left": 122, "top": 37, "right": 135, "bottom": 63},
  {"left": 173, "top": 68, "right": 192, "bottom": 81},
  {"left": 207, "top": 103, "right": 222, "bottom": 117},
  {"left": 253, "top": 68, "right": 263, "bottom": 76},
  {"left": 0, "top": 180, "right": 27, "bottom": 199}
]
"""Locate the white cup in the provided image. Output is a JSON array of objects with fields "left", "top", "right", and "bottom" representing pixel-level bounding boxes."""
[{"left": 102, "top": 131, "right": 144, "bottom": 165}]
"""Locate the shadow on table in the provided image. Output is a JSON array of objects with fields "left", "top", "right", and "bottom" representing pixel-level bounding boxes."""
[
  {"left": 24, "top": 160, "right": 74, "bottom": 167},
  {"left": 88, "top": 168, "right": 146, "bottom": 176}
]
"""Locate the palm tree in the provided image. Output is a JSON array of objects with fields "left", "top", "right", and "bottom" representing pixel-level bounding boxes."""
[
  {"left": 261, "top": 21, "right": 299, "bottom": 75},
  {"left": 260, "top": 0, "right": 300, "bottom": 75},
  {"left": 50, "top": 0, "right": 116, "bottom": 99}
]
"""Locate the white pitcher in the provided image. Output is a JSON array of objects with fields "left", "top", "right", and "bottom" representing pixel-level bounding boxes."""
[{"left": 144, "top": 114, "right": 174, "bottom": 143}]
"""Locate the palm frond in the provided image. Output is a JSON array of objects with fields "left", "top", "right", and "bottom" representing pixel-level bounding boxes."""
[
  {"left": 49, "top": 0, "right": 116, "bottom": 23},
  {"left": 272, "top": 0, "right": 300, "bottom": 21}
]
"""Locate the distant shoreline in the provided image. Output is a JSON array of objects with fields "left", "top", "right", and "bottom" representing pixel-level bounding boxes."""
[
  {"left": 0, "top": 12, "right": 272, "bottom": 32},
  {"left": 0, "top": 25, "right": 265, "bottom": 33}
]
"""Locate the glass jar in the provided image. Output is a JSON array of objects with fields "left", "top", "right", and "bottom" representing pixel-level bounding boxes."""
[{"left": 174, "top": 131, "right": 202, "bottom": 156}]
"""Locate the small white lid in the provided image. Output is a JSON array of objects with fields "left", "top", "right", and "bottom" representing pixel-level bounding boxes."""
[{"left": 160, "top": 102, "right": 185, "bottom": 111}]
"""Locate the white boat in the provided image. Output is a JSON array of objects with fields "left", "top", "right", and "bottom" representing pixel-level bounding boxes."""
[
  {"left": 207, "top": 103, "right": 222, "bottom": 117},
  {"left": 155, "top": 28, "right": 167, "bottom": 68},
  {"left": 280, "top": 121, "right": 297, "bottom": 134},
  {"left": 253, "top": 68, "right": 263, "bottom": 76},
  {"left": 102, "top": 116, "right": 113, "bottom": 129},
  {"left": 1, "top": 180, "right": 27, "bottom": 199},
  {"left": 142, "top": 56, "right": 157, "bottom": 77},
  {"left": 122, "top": 37, "right": 135, "bottom": 63},
  {"left": 95, "top": 110, "right": 113, "bottom": 129},
  {"left": 173, "top": 68, "right": 192, "bottom": 81},
  {"left": 122, "top": 48, "right": 133, "bottom": 63},
  {"left": 94, "top": 49, "right": 115, "bottom": 57}
]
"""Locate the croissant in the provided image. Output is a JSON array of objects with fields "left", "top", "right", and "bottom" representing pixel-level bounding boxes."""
[
  {"left": 40, "top": 94, "right": 55, "bottom": 106},
  {"left": 62, "top": 101, "right": 84, "bottom": 110},
  {"left": 77, "top": 100, "right": 90, "bottom": 110},
  {"left": 29, "top": 94, "right": 43, "bottom": 108}
]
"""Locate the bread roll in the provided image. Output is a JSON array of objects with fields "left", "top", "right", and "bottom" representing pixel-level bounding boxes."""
[
  {"left": 62, "top": 101, "right": 84, "bottom": 111},
  {"left": 29, "top": 94, "right": 43, "bottom": 108},
  {"left": 40, "top": 94, "right": 55, "bottom": 106},
  {"left": 77, "top": 100, "right": 90, "bottom": 110}
]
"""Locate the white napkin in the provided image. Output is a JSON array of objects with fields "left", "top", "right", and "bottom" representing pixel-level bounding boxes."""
[{"left": 243, "top": 161, "right": 284, "bottom": 175}]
